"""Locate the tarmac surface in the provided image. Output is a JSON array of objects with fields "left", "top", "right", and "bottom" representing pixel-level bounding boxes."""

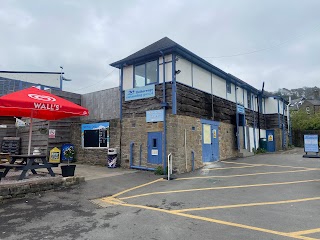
[{"left": 1, "top": 148, "right": 320, "bottom": 240}]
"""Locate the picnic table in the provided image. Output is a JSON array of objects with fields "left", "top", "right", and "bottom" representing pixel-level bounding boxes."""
[{"left": 0, "top": 154, "right": 58, "bottom": 181}]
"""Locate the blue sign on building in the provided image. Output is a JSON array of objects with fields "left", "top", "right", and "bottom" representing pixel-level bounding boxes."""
[
  {"left": 81, "top": 122, "right": 109, "bottom": 132},
  {"left": 125, "top": 85, "right": 155, "bottom": 101},
  {"left": 146, "top": 109, "right": 164, "bottom": 122},
  {"left": 237, "top": 105, "right": 245, "bottom": 114},
  {"left": 304, "top": 135, "right": 319, "bottom": 153}
]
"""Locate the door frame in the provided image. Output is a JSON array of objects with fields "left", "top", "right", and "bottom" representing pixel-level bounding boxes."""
[
  {"left": 266, "top": 129, "right": 276, "bottom": 152},
  {"left": 201, "top": 119, "right": 220, "bottom": 162},
  {"left": 147, "top": 131, "right": 163, "bottom": 164}
]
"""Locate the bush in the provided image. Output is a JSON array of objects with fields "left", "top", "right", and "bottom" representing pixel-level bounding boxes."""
[
  {"left": 154, "top": 166, "right": 165, "bottom": 175},
  {"left": 254, "top": 148, "right": 267, "bottom": 154},
  {"left": 291, "top": 111, "right": 320, "bottom": 130}
]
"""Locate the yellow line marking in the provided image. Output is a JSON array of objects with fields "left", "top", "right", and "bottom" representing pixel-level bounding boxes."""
[
  {"left": 110, "top": 178, "right": 163, "bottom": 198},
  {"left": 119, "top": 179, "right": 320, "bottom": 200},
  {"left": 223, "top": 161, "right": 317, "bottom": 170},
  {"left": 289, "top": 228, "right": 320, "bottom": 236},
  {"left": 174, "top": 196, "right": 320, "bottom": 212},
  {"left": 118, "top": 202, "right": 317, "bottom": 240},
  {"left": 205, "top": 165, "right": 258, "bottom": 170},
  {"left": 177, "top": 169, "right": 320, "bottom": 180}
]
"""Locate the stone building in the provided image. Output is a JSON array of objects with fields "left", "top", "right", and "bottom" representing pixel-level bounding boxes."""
[{"left": 108, "top": 37, "right": 288, "bottom": 173}]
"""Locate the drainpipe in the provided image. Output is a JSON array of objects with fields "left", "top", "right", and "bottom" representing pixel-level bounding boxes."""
[
  {"left": 287, "top": 96, "right": 291, "bottom": 145},
  {"left": 282, "top": 100, "right": 285, "bottom": 149},
  {"left": 277, "top": 99, "right": 280, "bottom": 128},
  {"left": 191, "top": 150, "right": 195, "bottom": 171},
  {"left": 252, "top": 94, "right": 257, "bottom": 150},
  {"left": 235, "top": 85, "right": 240, "bottom": 150},
  {"left": 257, "top": 95, "right": 261, "bottom": 143},
  {"left": 185, "top": 129, "right": 187, "bottom": 171},
  {"left": 160, "top": 51, "right": 167, "bottom": 172}
]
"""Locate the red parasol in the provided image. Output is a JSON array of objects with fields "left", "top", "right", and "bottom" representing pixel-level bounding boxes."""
[{"left": 0, "top": 87, "right": 89, "bottom": 154}]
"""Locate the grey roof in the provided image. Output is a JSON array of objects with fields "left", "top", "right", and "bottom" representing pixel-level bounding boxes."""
[
  {"left": 110, "top": 37, "right": 179, "bottom": 67},
  {"left": 306, "top": 100, "right": 320, "bottom": 105},
  {"left": 110, "top": 37, "right": 263, "bottom": 95}
]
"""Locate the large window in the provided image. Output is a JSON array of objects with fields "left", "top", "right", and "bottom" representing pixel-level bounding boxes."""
[
  {"left": 226, "top": 82, "right": 231, "bottom": 94},
  {"left": 81, "top": 122, "right": 110, "bottom": 148},
  {"left": 134, "top": 60, "right": 158, "bottom": 87}
]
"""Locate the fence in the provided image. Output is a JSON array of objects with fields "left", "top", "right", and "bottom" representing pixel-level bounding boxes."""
[{"left": 292, "top": 130, "right": 320, "bottom": 147}]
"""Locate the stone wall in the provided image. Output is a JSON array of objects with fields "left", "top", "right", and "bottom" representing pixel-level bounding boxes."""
[
  {"left": 274, "top": 128, "right": 282, "bottom": 151},
  {"left": 121, "top": 116, "right": 163, "bottom": 169},
  {"left": 219, "top": 122, "right": 238, "bottom": 160},
  {"left": 0, "top": 176, "right": 85, "bottom": 203},
  {"left": 121, "top": 114, "right": 239, "bottom": 173},
  {"left": 70, "top": 119, "right": 120, "bottom": 166},
  {"left": 167, "top": 115, "right": 202, "bottom": 173}
]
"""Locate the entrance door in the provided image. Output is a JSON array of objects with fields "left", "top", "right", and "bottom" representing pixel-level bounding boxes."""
[
  {"left": 266, "top": 129, "right": 275, "bottom": 152},
  {"left": 202, "top": 120, "right": 220, "bottom": 162},
  {"left": 147, "top": 132, "right": 162, "bottom": 164}
]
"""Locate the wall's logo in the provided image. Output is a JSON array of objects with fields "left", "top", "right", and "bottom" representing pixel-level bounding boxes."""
[
  {"left": 128, "top": 90, "right": 135, "bottom": 95},
  {"left": 28, "top": 94, "right": 56, "bottom": 102}
]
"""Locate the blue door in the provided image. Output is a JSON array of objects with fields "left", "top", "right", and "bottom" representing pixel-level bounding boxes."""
[
  {"left": 266, "top": 130, "right": 275, "bottom": 152},
  {"left": 202, "top": 120, "right": 220, "bottom": 162},
  {"left": 147, "top": 132, "right": 162, "bottom": 164}
]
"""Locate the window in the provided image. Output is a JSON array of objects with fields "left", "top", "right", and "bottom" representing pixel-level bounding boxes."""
[
  {"left": 81, "top": 122, "right": 110, "bottom": 148},
  {"left": 247, "top": 92, "right": 251, "bottom": 109},
  {"left": 226, "top": 82, "right": 231, "bottom": 94},
  {"left": 306, "top": 106, "right": 310, "bottom": 114},
  {"left": 134, "top": 60, "right": 158, "bottom": 87}
]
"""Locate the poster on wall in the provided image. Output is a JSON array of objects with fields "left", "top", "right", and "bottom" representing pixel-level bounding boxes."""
[
  {"left": 203, "top": 124, "right": 211, "bottom": 144},
  {"left": 48, "top": 129, "right": 56, "bottom": 138},
  {"left": 81, "top": 122, "right": 110, "bottom": 148}
]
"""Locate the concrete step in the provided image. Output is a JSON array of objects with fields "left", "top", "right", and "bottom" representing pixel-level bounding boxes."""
[{"left": 238, "top": 149, "right": 254, "bottom": 158}]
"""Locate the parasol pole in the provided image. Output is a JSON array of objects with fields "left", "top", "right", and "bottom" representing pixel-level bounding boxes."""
[{"left": 28, "top": 111, "right": 33, "bottom": 155}]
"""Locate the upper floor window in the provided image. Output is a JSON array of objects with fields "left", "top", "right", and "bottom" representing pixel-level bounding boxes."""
[
  {"left": 247, "top": 91, "right": 251, "bottom": 109},
  {"left": 134, "top": 60, "right": 158, "bottom": 87},
  {"left": 226, "top": 82, "right": 231, "bottom": 94}
]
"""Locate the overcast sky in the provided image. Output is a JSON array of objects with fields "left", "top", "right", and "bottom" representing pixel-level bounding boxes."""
[{"left": 1, "top": 0, "right": 319, "bottom": 93}]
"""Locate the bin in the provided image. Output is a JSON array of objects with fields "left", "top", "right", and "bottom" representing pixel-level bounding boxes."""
[
  {"left": 259, "top": 138, "right": 267, "bottom": 150},
  {"left": 107, "top": 148, "right": 117, "bottom": 168}
]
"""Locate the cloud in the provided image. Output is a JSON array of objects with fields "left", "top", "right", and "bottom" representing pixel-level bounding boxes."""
[{"left": 1, "top": 0, "right": 320, "bottom": 94}]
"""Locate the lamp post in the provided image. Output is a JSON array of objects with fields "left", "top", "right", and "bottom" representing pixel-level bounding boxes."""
[{"left": 59, "top": 66, "right": 72, "bottom": 90}]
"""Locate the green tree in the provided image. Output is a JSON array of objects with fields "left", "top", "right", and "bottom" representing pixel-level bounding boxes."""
[{"left": 291, "top": 111, "right": 320, "bottom": 130}]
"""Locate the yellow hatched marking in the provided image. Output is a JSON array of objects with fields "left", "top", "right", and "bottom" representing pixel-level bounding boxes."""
[
  {"left": 118, "top": 202, "right": 317, "bottom": 240},
  {"left": 177, "top": 169, "right": 320, "bottom": 181},
  {"left": 119, "top": 179, "right": 320, "bottom": 200},
  {"left": 111, "top": 178, "right": 163, "bottom": 198},
  {"left": 289, "top": 228, "right": 320, "bottom": 237},
  {"left": 100, "top": 197, "right": 125, "bottom": 205},
  {"left": 174, "top": 196, "right": 320, "bottom": 212}
]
